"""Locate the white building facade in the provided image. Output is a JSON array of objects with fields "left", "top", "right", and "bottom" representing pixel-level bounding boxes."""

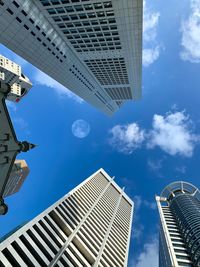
[
  {"left": 0, "top": 55, "right": 32, "bottom": 102},
  {"left": 3, "top": 160, "right": 30, "bottom": 198},
  {"left": 156, "top": 181, "right": 200, "bottom": 267},
  {"left": 0, "top": 169, "right": 133, "bottom": 267},
  {"left": 0, "top": 0, "right": 142, "bottom": 115}
]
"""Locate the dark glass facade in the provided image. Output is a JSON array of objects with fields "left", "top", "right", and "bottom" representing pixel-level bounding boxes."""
[
  {"left": 170, "top": 193, "right": 200, "bottom": 266},
  {"left": 158, "top": 182, "right": 200, "bottom": 267}
]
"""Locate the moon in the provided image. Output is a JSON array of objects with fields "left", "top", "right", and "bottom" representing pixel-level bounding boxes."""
[{"left": 71, "top": 119, "right": 90, "bottom": 138}]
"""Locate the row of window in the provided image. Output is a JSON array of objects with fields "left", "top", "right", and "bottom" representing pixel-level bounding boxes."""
[
  {"left": 41, "top": 0, "right": 112, "bottom": 9},
  {"left": 0, "top": 213, "right": 69, "bottom": 266},
  {"left": 85, "top": 58, "right": 129, "bottom": 86},
  {"left": 105, "top": 87, "right": 132, "bottom": 100},
  {"left": 8, "top": 1, "right": 68, "bottom": 62},
  {"left": 45, "top": 2, "right": 112, "bottom": 14},
  {"left": 162, "top": 206, "right": 193, "bottom": 265}
]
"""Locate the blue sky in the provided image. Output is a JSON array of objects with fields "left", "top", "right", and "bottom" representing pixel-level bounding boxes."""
[{"left": 1, "top": 0, "right": 200, "bottom": 266}]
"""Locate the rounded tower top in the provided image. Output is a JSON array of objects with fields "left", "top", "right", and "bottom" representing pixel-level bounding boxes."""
[{"left": 160, "top": 181, "right": 200, "bottom": 202}]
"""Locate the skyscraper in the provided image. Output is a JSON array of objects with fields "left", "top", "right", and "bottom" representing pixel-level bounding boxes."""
[
  {"left": 156, "top": 181, "right": 200, "bottom": 267},
  {"left": 3, "top": 160, "right": 30, "bottom": 198},
  {"left": 0, "top": 0, "right": 143, "bottom": 115},
  {"left": 0, "top": 168, "right": 133, "bottom": 266}
]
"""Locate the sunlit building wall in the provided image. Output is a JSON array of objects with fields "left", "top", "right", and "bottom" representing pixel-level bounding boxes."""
[
  {"left": 0, "top": 0, "right": 142, "bottom": 115},
  {"left": 0, "top": 169, "right": 133, "bottom": 267}
]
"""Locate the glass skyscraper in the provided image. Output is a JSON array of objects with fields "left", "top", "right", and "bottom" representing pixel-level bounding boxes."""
[{"left": 156, "top": 181, "right": 200, "bottom": 267}]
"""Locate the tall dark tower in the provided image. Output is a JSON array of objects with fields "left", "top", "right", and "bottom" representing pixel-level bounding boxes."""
[{"left": 156, "top": 181, "right": 200, "bottom": 267}]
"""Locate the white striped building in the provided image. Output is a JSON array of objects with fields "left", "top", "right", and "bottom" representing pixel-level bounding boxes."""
[
  {"left": 0, "top": 169, "right": 134, "bottom": 267},
  {"left": 0, "top": 0, "right": 143, "bottom": 115}
]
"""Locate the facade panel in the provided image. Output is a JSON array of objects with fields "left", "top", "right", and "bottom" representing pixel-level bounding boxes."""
[
  {"left": 0, "top": 0, "right": 142, "bottom": 115},
  {"left": 0, "top": 168, "right": 133, "bottom": 267},
  {"left": 156, "top": 181, "right": 200, "bottom": 267}
]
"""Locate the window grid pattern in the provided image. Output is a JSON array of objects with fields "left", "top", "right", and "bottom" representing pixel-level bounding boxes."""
[
  {"left": 13, "top": 0, "right": 120, "bottom": 113},
  {"left": 0, "top": 170, "right": 133, "bottom": 267},
  {"left": 39, "top": 0, "right": 122, "bottom": 53},
  {"left": 69, "top": 64, "right": 95, "bottom": 92},
  {"left": 0, "top": 0, "right": 143, "bottom": 115},
  {"left": 7, "top": 1, "right": 68, "bottom": 63},
  {"left": 104, "top": 87, "right": 132, "bottom": 100},
  {"left": 84, "top": 58, "right": 129, "bottom": 85}
]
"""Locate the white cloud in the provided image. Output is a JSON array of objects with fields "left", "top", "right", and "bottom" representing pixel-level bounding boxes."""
[
  {"left": 147, "top": 111, "right": 200, "bottom": 157},
  {"left": 143, "top": 1, "right": 160, "bottom": 42},
  {"left": 108, "top": 111, "right": 199, "bottom": 157},
  {"left": 143, "top": 1, "right": 161, "bottom": 67},
  {"left": 143, "top": 47, "right": 160, "bottom": 67},
  {"left": 176, "top": 165, "right": 186, "bottom": 174},
  {"left": 134, "top": 195, "right": 143, "bottom": 210},
  {"left": 131, "top": 196, "right": 144, "bottom": 241},
  {"left": 180, "top": 0, "right": 200, "bottom": 63},
  {"left": 143, "top": 200, "right": 157, "bottom": 210},
  {"left": 134, "top": 195, "right": 157, "bottom": 211},
  {"left": 131, "top": 196, "right": 157, "bottom": 243},
  {"left": 13, "top": 117, "right": 30, "bottom": 136},
  {"left": 34, "top": 70, "right": 83, "bottom": 103},
  {"left": 147, "top": 158, "right": 163, "bottom": 172},
  {"left": 132, "top": 224, "right": 144, "bottom": 241},
  {"left": 134, "top": 239, "right": 158, "bottom": 267},
  {"left": 108, "top": 123, "right": 145, "bottom": 154}
]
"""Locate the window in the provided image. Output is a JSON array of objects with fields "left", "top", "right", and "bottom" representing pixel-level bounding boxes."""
[
  {"left": 29, "top": 18, "right": 34, "bottom": 24},
  {"left": 66, "top": 6, "right": 74, "bottom": 12},
  {"left": 62, "top": 15, "right": 69, "bottom": 21},
  {"left": 7, "top": 8, "right": 14, "bottom": 15},
  {"left": 56, "top": 7, "right": 65, "bottom": 13},
  {"left": 74, "top": 22, "right": 82, "bottom": 27},
  {"left": 52, "top": 0, "right": 60, "bottom": 4},
  {"left": 94, "top": 3, "right": 102, "bottom": 9},
  {"left": 70, "top": 15, "right": 78, "bottom": 20},
  {"left": 47, "top": 9, "right": 56, "bottom": 15},
  {"left": 75, "top": 5, "right": 83, "bottom": 12},
  {"left": 79, "top": 13, "right": 87, "bottom": 19},
  {"left": 16, "top": 17, "right": 22, "bottom": 23},
  {"left": 53, "top": 16, "right": 62, "bottom": 22},
  {"left": 21, "top": 10, "right": 27, "bottom": 16},
  {"left": 84, "top": 4, "right": 93, "bottom": 11},
  {"left": 13, "top": 1, "right": 19, "bottom": 8}
]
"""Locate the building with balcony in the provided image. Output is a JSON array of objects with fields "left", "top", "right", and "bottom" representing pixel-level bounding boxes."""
[
  {"left": 156, "top": 181, "right": 200, "bottom": 267},
  {"left": 0, "top": 168, "right": 133, "bottom": 266}
]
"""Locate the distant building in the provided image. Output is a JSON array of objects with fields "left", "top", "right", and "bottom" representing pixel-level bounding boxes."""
[
  {"left": 3, "top": 160, "right": 30, "bottom": 198},
  {"left": 0, "top": 0, "right": 143, "bottom": 115},
  {"left": 0, "top": 169, "right": 133, "bottom": 267},
  {"left": 156, "top": 181, "right": 200, "bottom": 267},
  {"left": 0, "top": 55, "right": 32, "bottom": 102}
]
